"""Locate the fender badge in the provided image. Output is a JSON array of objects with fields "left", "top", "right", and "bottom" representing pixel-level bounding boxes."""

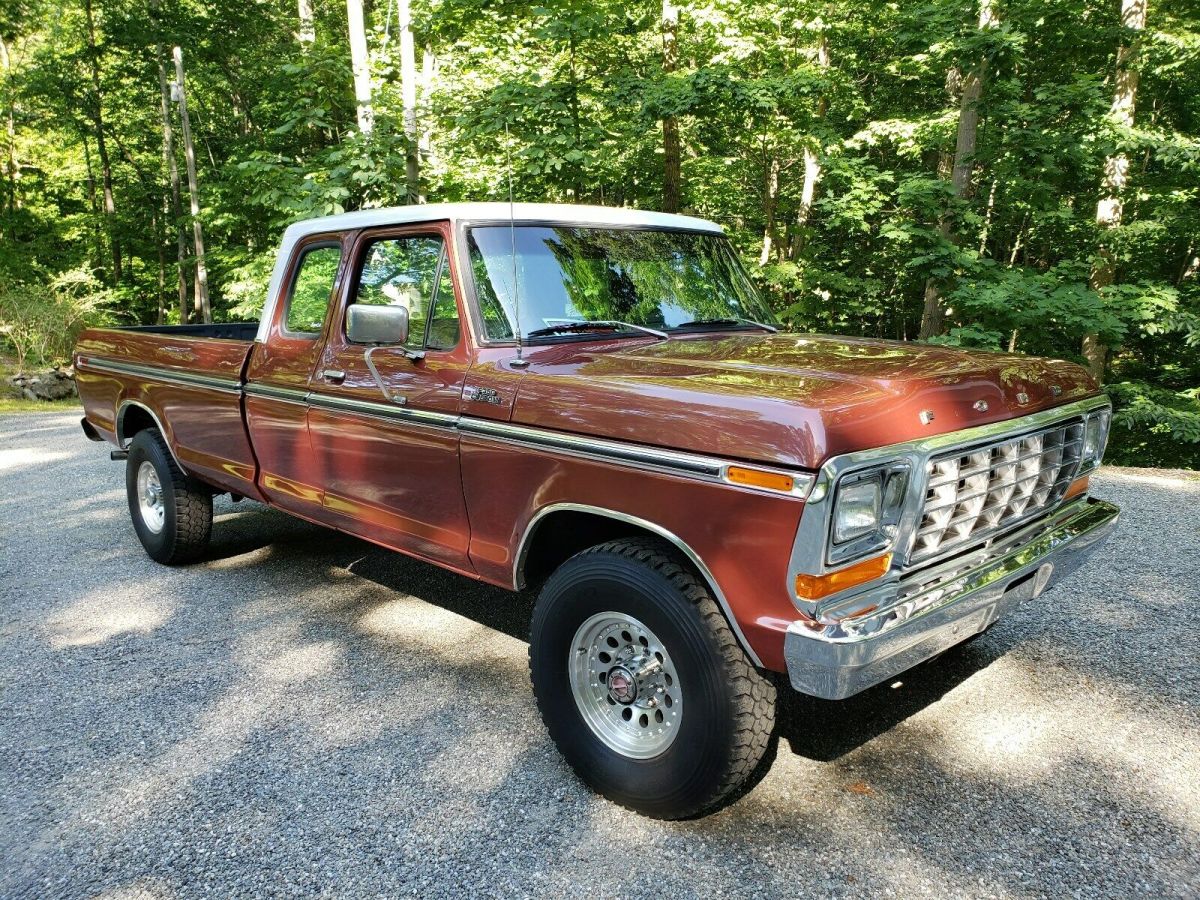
[
  {"left": 463, "top": 385, "right": 504, "bottom": 406},
  {"left": 973, "top": 400, "right": 990, "bottom": 413},
  {"left": 1050, "top": 385, "right": 1062, "bottom": 397},
  {"left": 1016, "top": 391, "right": 1029, "bottom": 405},
  {"left": 919, "top": 410, "right": 935, "bottom": 425}
]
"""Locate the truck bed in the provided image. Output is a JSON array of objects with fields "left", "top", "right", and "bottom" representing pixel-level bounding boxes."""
[
  {"left": 118, "top": 322, "right": 260, "bottom": 342},
  {"left": 74, "top": 323, "right": 263, "bottom": 501}
]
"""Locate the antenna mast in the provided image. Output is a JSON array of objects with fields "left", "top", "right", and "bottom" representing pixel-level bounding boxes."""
[{"left": 504, "top": 121, "right": 526, "bottom": 367}]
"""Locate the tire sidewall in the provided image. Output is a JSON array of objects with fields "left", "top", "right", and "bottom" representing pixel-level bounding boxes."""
[
  {"left": 530, "top": 551, "right": 739, "bottom": 817},
  {"left": 125, "top": 431, "right": 179, "bottom": 563}
]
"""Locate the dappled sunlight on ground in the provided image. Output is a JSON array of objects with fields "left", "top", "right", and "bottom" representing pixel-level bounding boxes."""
[
  {"left": 0, "top": 446, "right": 71, "bottom": 473},
  {"left": 46, "top": 591, "right": 179, "bottom": 649},
  {"left": 91, "top": 879, "right": 176, "bottom": 900},
  {"left": 1, "top": 415, "right": 1196, "bottom": 896}
]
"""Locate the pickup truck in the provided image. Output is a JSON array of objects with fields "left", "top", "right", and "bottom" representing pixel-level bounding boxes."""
[{"left": 75, "top": 202, "right": 1119, "bottom": 819}]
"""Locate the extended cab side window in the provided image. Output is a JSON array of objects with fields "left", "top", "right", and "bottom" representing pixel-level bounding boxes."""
[
  {"left": 285, "top": 244, "right": 342, "bottom": 335},
  {"left": 353, "top": 235, "right": 460, "bottom": 351}
]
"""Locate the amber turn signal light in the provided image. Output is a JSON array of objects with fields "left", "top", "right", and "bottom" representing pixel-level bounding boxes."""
[
  {"left": 795, "top": 553, "right": 892, "bottom": 601},
  {"left": 1064, "top": 474, "right": 1090, "bottom": 500},
  {"left": 725, "top": 466, "right": 795, "bottom": 494}
]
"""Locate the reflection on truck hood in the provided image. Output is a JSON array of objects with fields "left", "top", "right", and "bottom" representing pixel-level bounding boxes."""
[{"left": 510, "top": 332, "right": 1099, "bottom": 469}]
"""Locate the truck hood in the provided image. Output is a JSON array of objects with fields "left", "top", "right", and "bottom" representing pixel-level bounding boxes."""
[{"left": 510, "top": 332, "right": 1099, "bottom": 469}]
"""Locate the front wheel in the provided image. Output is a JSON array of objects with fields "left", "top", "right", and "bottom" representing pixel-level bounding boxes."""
[
  {"left": 125, "top": 428, "right": 212, "bottom": 564},
  {"left": 529, "top": 538, "right": 776, "bottom": 819}
]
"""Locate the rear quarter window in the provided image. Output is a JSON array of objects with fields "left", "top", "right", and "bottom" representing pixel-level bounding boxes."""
[{"left": 285, "top": 244, "right": 343, "bottom": 334}]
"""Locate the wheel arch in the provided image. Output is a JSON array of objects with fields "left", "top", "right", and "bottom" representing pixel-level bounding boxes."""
[
  {"left": 515, "top": 503, "right": 763, "bottom": 667},
  {"left": 116, "top": 400, "right": 185, "bottom": 471}
]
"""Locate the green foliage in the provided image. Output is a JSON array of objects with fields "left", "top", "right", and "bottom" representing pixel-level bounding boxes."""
[
  {"left": 1, "top": 0, "right": 1199, "bottom": 462},
  {"left": 0, "top": 270, "right": 113, "bottom": 370},
  {"left": 1105, "top": 381, "right": 1200, "bottom": 467}
]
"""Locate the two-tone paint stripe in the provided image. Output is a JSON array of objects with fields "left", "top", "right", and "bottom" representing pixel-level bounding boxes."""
[{"left": 77, "top": 355, "right": 814, "bottom": 497}]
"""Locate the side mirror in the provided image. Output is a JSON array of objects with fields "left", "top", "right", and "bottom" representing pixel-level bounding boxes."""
[{"left": 346, "top": 304, "right": 409, "bottom": 345}]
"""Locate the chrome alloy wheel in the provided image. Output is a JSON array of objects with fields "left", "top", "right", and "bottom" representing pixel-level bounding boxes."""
[
  {"left": 568, "top": 612, "right": 682, "bottom": 759},
  {"left": 136, "top": 460, "right": 166, "bottom": 534}
]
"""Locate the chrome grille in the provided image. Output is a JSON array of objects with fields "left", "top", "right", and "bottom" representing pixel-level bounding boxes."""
[{"left": 910, "top": 419, "right": 1086, "bottom": 563}]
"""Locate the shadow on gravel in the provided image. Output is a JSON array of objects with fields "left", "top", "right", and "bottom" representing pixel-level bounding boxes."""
[
  {"left": 199, "top": 500, "right": 995, "bottom": 766},
  {"left": 775, "top": 637, "right": 1010, "bottom": 762},
  {"left": 201, "top": 500, "right": 534, "bottom": 641}
]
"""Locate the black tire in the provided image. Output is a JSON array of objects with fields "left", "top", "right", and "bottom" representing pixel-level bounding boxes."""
[
  {"left": 529, "top": 537, "right": 776, "bottom": 819},
  {"left": 125, "top": 428, "right": 212, "bottom": 564}
]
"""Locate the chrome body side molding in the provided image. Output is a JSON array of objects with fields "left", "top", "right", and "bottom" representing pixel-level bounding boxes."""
[
  {"left": 514, "top": 502, "right": 763, "bottom": 667},
  {"left": 243, "top": 382, "right": 309, "bottom": 404},
  {"left": 81, "top": 354, "right": 813, "bottom": 499},
  {"left": 77, "top": 356, "right": 242, "bottom": 395},
  {"left": 307, "top": 391, "right": 460, "bottom": 429}
]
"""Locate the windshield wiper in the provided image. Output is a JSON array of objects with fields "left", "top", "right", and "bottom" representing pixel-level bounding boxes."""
[
  {"left": 526, "top": 320, "right": 668, "bottom": 340},
  {"left": 675, "top": 317, "right": 778, "bottom": 334}
]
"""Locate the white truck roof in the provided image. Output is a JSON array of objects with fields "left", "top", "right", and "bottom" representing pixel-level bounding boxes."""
[{"left": 257, "top": 203, "right": 724, "bottom": 341}]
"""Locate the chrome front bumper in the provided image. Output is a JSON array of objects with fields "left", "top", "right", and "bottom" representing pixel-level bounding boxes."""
[{"left": 784, "top": 497, "right": 1120, "bottom": 700}]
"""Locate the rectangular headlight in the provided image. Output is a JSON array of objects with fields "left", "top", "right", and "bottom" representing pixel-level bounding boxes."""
[
  {"left": 833, "top": 477, "right": 881, "bottom": 544},
  {"left": 1082, "top": 408, "right": 1111, "bottom": 470},
  {"left": 828, "top": 463, "right": 910, "bottom": 565}
]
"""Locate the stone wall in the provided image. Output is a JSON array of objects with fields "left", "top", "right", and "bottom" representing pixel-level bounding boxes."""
[{"left": 6, "top": 366, "right": 77, "bottom": 401}]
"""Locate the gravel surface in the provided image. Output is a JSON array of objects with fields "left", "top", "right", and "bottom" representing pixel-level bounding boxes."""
[{"left": 1, "top": 409, "right": 1197, "bottom": 899}]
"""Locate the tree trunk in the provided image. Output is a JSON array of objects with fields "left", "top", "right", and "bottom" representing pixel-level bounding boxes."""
[
  {"left": 80, "top": 132, "right": 102, "bottom": 272},
  {"left": 918, "top": 0, "right": 997, "bottom": 340},
  {"left": 155, "top": 212, "right": 167, "bottom": 326},
  {"left": 1083, "top": 0, "right": 1147, "bottom": 380},
  {"left": 400, "top": 0, "right": 419, "bottom": 202},
  {"left": 418, "top": 43, "right": 436, "bottom": 184},
  {"left": 173, "top": 47, "right": 211, "bottom": 324},
  {"left": 83, "top": 0, "right": 121, "bottom": 283},
  {"left": 788, "top": 29, "right": 830, "bottom": 260},
  {"left": 660, "top": 0, "right": 681, "bottom": 213},
  {"left": 347, "top": 0, "right": 373, "bottom": 135},
  {"left": 158, "top": 46, "right": 189, "bottom": 324},
  {"left": 298, "top": 0, "right": 315, "bottom": 45},
  {"left": 0, "top": 35, "right": 16, "bottom": 223},
  {"left": 759, "top": 156, "right": 779, "bottom": 266}
]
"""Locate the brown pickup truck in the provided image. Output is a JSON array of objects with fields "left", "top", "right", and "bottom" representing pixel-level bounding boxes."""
[{"left": 75, "top": 202, "right": 1119, "bottom": 819}]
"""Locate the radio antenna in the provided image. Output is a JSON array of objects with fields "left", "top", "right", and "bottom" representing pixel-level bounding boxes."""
[{"left": 504, "top": 120, "right": 526, "bottom": 367}]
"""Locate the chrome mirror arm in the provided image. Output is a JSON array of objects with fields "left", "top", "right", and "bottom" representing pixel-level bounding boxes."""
[{"left": 364, "top": 345, "right": 419, "bottom": 406}]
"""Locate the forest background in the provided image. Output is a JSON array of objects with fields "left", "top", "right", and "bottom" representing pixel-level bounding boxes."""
[{"left": 1, "top": 0, "right": 1197, "bottom": 464}]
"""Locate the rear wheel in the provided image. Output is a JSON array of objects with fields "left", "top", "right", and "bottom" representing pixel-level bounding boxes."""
[
  {"left": 529, "top": 538, "right": 776, "bottom": 819},
  {"left": 125, "top": 428, "right": 212, "bottom": 564}
]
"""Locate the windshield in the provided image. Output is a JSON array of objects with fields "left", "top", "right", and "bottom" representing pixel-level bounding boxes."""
[{"left": 466, "top": 225, "right": 778, "bottom": 341}]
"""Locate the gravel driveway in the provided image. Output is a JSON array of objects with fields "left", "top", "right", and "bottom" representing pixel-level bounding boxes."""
[{"left": 1, "top": 409, "right": 1197, "bottom": 899}]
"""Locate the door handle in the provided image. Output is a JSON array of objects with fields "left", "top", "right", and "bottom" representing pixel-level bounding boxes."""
[{"left": 320, "top": 369, "right": 346, "bottom": 384}]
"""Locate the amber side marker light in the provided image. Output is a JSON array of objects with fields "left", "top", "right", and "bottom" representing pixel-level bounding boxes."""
[
  {"left": 725, "top": 466, "right": 796, "bottom": 494},
  {"left": 795, "top": 553, "right": 892, "bottom": 601},
  {"left": 1064, "top": 474, "right": 1090, "bottom": 501}
]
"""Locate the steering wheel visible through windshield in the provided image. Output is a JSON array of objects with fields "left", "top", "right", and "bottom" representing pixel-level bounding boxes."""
[{"left": 465, "top": 225, "right": 778, "bottom": 342}]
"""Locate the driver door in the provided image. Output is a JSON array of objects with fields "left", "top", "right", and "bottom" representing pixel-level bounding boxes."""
[{"left": 305, "top": 221, "right": 474, "bottom": 571}]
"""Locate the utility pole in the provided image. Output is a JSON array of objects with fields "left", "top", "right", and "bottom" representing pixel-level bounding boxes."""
[{"left": 172, "top": 46, "right": 210, "bottom": 324}]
